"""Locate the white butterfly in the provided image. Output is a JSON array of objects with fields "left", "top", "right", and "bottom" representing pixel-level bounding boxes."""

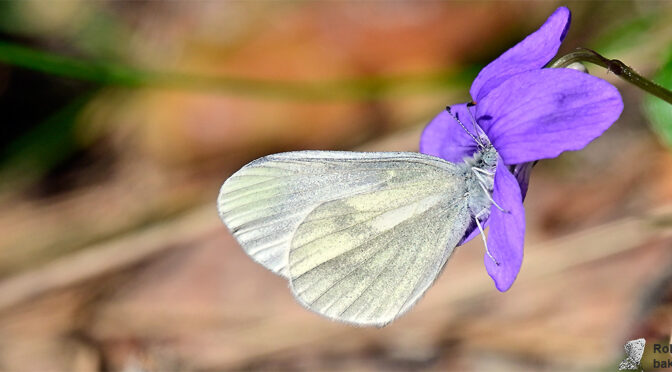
[{"left": 217, "top": 146, "right": 498, "bottom": 327}]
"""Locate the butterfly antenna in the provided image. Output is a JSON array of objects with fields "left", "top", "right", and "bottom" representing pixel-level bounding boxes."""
[
  {"left": 473, "top": 210, "right": 499, "bottom": 266},
  {"left": 466, "top": 102, "right": 485, "bottom": 147},
  {"left": 445, "top": 106, "right": 482, "bottom": 146}
]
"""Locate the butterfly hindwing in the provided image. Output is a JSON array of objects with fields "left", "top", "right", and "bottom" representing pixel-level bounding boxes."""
[{"left": 285, "top": 158, "right": 472, "bottom": 326}]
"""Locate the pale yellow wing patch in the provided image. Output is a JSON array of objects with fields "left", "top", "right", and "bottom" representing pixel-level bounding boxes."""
[{"left": 288, "top": 175, "right": 470, "bottom": 326}]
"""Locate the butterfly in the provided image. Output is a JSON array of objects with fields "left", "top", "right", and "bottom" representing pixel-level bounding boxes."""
[{"left": 217, "top": 136, "right": 500, "bottom": 326}]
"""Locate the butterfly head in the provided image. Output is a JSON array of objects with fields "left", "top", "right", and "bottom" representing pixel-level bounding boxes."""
[{"left": 478, "top": 144, "right": 497, "bottom": 169}]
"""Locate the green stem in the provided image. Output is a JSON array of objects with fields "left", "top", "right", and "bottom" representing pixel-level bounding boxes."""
[
  {"left": 0, "top": 41, "right": 472, "bottom": 101},
  {"left": 550, "top": 48, "right": 672, "bottom": 105}
]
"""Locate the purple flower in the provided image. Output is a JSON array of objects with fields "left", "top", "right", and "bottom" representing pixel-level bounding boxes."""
[{"left": 419, "top": 7, "right": 623, "bottom": 291}]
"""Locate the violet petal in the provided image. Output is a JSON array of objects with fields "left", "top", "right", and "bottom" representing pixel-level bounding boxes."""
[
  {"left": 470, "top": 6, "right": 571, "bottom": 102},
  {"left": 419, "top": 103, "right": 480, "bottom": 162},
  {"left": 460, "top": 217, "right": 488, "bottom": 246},
  {"left": 509, "top": 162, "right": 535, "bottom": 200},
  {"left": 475, "top": 68, "right": 623, "bottom": 164},
  {"left": 462, "top": 161, "right": 532, "bottom": 248},
  {"left": 484, "top": 163, "right": 525, "bottom": 292}
]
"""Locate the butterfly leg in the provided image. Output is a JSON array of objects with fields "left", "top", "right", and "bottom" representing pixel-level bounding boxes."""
[
  {"left": 473, "top": 209, "right": 499, "bottom": 266},
  {"left": 472, "top": 168, "right": 509, "bottom": 213},
  {"left": 472, "top": 167, "right": 494, "bottom": 176}
]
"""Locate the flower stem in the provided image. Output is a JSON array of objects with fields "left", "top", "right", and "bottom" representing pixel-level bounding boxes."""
[{"left": 550, "top": 48, "right": 672, "bottom": 105}]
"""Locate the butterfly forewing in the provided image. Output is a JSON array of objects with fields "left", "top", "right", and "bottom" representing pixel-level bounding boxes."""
[
  {"left": 218, "top": 151, "right": 464, "bottom": 277},
  {"left": 218, "top": 150, "right": 473, "bottom": 325}
]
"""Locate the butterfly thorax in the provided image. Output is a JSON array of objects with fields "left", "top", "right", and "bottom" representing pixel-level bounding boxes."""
[{"left": 464, "top": 145, "right": 497, "bottom": 218}]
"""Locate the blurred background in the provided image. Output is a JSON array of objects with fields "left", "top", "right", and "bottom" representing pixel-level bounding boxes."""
[{"left": 0, "top": 1, "right": 672, "bottom": 371}]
